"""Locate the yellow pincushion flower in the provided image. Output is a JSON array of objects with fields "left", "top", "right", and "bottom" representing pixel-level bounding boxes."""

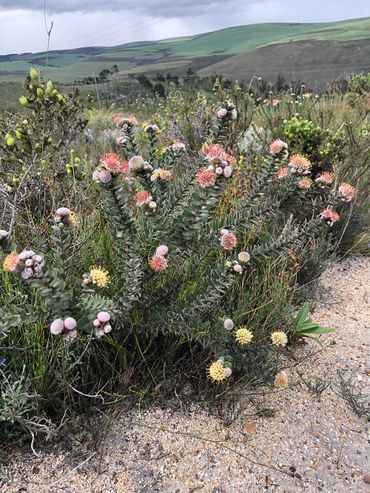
[
  {"left": 3, "top": 251, "right": 20, "bottom": 272},
  {"left": 89, "top": 266, "right": 110, "bottom": 288},
  {"left": 67, "top": 211, "right": 79, "bottom": 228},
  {"left": 207, "top": 361, "right": 226, "bottom": 383},
  {"left": 271, "top": 331, "right": 288, "bottom": 347},
  {"left": 234, "top": 327, "right": 253, "bottom": 345}
]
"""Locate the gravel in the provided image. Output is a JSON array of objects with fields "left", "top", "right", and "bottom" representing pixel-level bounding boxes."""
[{"left": 1, "top": 256, "right": 369, "bottom": 493}]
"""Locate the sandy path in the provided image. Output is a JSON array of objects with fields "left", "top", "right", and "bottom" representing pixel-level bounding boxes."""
[{"left": 1, "top": 256, "right": 369, "bottom": 493}]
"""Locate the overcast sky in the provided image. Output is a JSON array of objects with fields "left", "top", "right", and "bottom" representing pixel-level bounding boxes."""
[{"left": 0, "top": 0, "right": 369, "bottom": 55}]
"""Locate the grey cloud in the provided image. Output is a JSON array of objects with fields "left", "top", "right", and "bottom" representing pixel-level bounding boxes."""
[{"left": 0, "top": 0, "right": 245, "bottom": 17}]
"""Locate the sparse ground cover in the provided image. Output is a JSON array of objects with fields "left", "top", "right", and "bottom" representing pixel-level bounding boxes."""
[{"left": 1, "top": 255, "right": 368, "bottom": 493}]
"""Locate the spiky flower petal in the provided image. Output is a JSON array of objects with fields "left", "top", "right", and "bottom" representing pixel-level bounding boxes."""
[
  {"left": 270, "top": 139, "right": 288, "bottom": 154},
  {"left": 220, "top": 230, "right": 237, "bottom": 250},
  {"left": 89, "top": 266, "right": 110, "bottom": 288},
  {"left": 271, "top": 331, "right": 288, "bottom": 347},
  {"left": 288, "top": 155, "right": 312, "bottom": 174},
  {"left": 338, "top": 183, "right": 357, "bottom": 202},
  {"left": 3, "top": 251, "right": 20, "bottom": 272},
  {"left": 207, "top": 360, "right": 226, "bottom": 383},
  {"left": 234, "top": 328, "right": 253, "bottom": 345},
  {"left": 196, "top": 167, "right": 216, "bottom": 188},
  {"left": 149, "top": 254, "right": 168, "bottom": 272}
]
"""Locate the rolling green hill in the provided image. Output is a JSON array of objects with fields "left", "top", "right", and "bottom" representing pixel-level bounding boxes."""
[{"left": 0, "top": 16, "right": 370, "bottom": 85}]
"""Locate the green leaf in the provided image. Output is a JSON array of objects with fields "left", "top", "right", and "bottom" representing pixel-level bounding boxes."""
[
  {"left": 301, "top": 326, "right": 336, "bottom": 335},
  {"left": 295, "top": 302, "right": 309, "bottom": 328}
]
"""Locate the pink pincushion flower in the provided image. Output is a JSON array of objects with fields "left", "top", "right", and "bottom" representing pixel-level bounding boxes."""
[
  {"left": 233, "top": 264, "right": 242, "bottom": 273},
  {"left": 277, "top": 167, "right": 289, "bottom": 179},
  {"left": 134, "top": 191, "right": 153, "bottom": 207},
  {"left": 217, "top": 108, "right": 228, "bottom": 118},
  {"left": 103, "top": 324, "right": 112, "bottom": 334},
  {"left": 288, "top": 155, "right": 312, "bottom": 174},
  {"left": 201, "top": 143, "right": 227, "bottom": 163},
  {"left": 320, "top": 207, "right": 340, "bottom": 226},
  {"left": 100, "top": 152, "right": 122, "bottom": 174},
  {"left": 149, "top": 254, "right": 168, "bottom": 272},
  {"left": 121, "top": 160, "right": 129, "bottom": 174},
  {"left": 315, "top": 171, "right": 334, "bottom": 186},
  {"left": 338, "top": 183, "right": 357, "bottom": 202},
  {"left": 114, "top": 115, "right": 123, "bottom": 126},
  {"left": 298, "top": 177, "right": 313, "bottom": 189},
  {"left": 220, "top": 230, "right": 237, "bottom": 250},
  {"left": 196, "top": 167, "right": 216, "bottom": 188},
  {"left": 270, "top": 139, "right": 288, "bottom": 154},
  {"left": 155, "top": 245, "right": 168, "bottom": 256}
]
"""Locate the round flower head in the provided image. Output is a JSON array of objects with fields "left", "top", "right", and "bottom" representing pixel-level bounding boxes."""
[
  {"left": 151, "top": 168, "right": 171, "bottom": 182},
  {"left": 223, "top": 166, "right": 233, "bottom": 178},
  {"left": 223, "top": 318, "right": 234, "bottom": 331},
  {"left": 315, "top": 171, "right": 334, "bottom": 186},
  {"left": 288, "top": 155, "right": 312, "bottom": 174},
  {"left": 320, "top": 207, "right": 340, "bottom": 226},
  {"left": 271, "top": 331, "right": 288, "bottom": 347},
  {"left": 155, "top": 245, "right": 168, "bottom": 257},
  {"left": 3, "top": 251, "right": 20, "bottom": 272},
  {"left": 215, "top": 166, "right": 223, "bottom": 175},
  {"left": 148, "top": 201, "right": 157, "bottom": 210},
  {"left": 64, "top": 317, "right": 77, "bottom": 331},
  {"left": 149, "top": 254, "right": 168, "bottom": 272},
  {"left": 200, "top": 143, "right": 227, "bottom": 164},
  {"left": 64, "top": 329, "right": 77, "bottom": 343},
  {"left": 298, "top": 177, "right": 313, "bottom": 190},
  {"left": 277, "top": 167, "right": 289, "bottom": 180},
  {"left": 129, "top": 155, "right": 146, "bottom": 173},
  {"left": 274, "top": 370, "right": 289, "bottom": 389},
  {"left": 103, "top": 324, "right": 112, "bottom": 334},
  {"left": 220, "top": 230, "right": 237, "bottom": 250},
  {"left": 89, "top": 266, "right": 110, "bottom": 288},
  {"left": 50, "top": 318, "right": 64, "bottom": 335},
  {"left": 121, "top": 160, "right": 129, "bottom": 174},
  {"left": 224, "top": 367, "right": 232, "bottom": 378},
  {"left": 338, "top": 183, "right": 357, "bottom": 202},
  {"left": 96, "top": 168, "right": 112, "bottom": 184},
  {"left": 196, "top": 167, "right": 216, "bottom": 188},
  {"left": 238, "top": 251, "right": 250, "bottom": 263},
  {"left": 55, "top": 207, "right": 71, "bottom": 217},
  {"left": 97, "top": 311, "right": 110, "bottom": 323},
  {"left": 270, "top": 139, "right": 288, "bottom": 154},
  {"left": 234, "top": 327, "right": 253, "bottom": 345},
  {"left": 100, "top": 152, "right": 122, "bottom": 174},
  {"left": 171, "top": 141, "right": 186, "bottom": 151},
  {"left": 134, "top": 191, "right": 153, "bottom": 207},
  {"left": 207, "top": 360, "right": 226, "bottom": 383},
  {"left": 233, "top": 264, "right": 242, "bottom": 273},
  {"left": 93, "top": 319, "right": 100, "bottom": 327},
  {"left": 114, "top": 115, "right": 123, "bottom": 126},
  {"left": 144, "top": 124, "right": 159, "bottom": 133},
  {"left": 217, "top": 108, "right": 228, "bottom": 118},
  {"left": 0, "top": 229, "right": 9, "bottom": 241}
]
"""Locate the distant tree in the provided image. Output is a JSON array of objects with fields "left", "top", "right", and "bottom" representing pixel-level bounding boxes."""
[
  {"left": 111, "top": 65, "right": 119, "bottom": 73},
  {"left": 153, "top": 82, "right": 166, "bottom": 98},
  {"left": 155, "top": 73, "right": 165, "bottom": 82},
  {"left": 136, "top": 74, "right": 153, "bottom": 92},
  {"left": 275, "top": 74, "right": 289, "bottom": 93}
]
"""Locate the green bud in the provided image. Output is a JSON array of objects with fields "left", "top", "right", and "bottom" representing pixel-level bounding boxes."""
[
  {"left": 37, "top": 88, "right": 44, "bottom": 99},
  {"left": 19, "top": 96, "right": 28, "bottom": 106},
  {"left": 22, "top": 119, "right": 29, "bottom": 126},
  {"left": 47, "top": 137, "right": 52, "bottom": 144},
  {"left": 51, "top": 89, "right": 58, "bottom": 97},
  {"left": 57, "top": 94, "right": 64, "bottom": 103},
  {"left": 35, "top": 143, "right": 41, "bottom": 152},
  {"left": 15, "top": 129, "right": 24, "bottom": 139},
  {"left": 46, "top": 80, "right": 53, "bottom": 93},
  {"left": 5, "top": 134, "right": 15, "bottom": 148},
  {"left": 30, "top": 68, "right": 39, "bottom": 81}
]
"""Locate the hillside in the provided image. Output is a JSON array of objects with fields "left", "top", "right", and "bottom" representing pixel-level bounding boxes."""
[
  {"left": 0, "top": 16, "right": 370, "bottom": 84},
  {"left": 198, "top": 39, "right": 370, "bottom": 90}
]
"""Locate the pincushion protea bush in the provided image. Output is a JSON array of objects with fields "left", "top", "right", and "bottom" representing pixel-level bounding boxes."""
[{"left": 0, "top": 79, "right": 361, "bottom": 439}]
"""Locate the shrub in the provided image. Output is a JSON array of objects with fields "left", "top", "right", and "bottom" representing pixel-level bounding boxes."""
[{"left": 0, "top": 75, "right": 362, "bottom": 441}]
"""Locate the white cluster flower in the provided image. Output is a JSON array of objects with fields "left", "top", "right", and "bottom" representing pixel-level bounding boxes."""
[
  {"left": 0, "top": 229, "right": 9, "bottom": 241},
  {"left": 144, "top": 124, "right": 159, "bottom": 133},
  {"left": 93, "top": 311, "right": 112, "bottom": 338},
  {"left": 50, "top": 317, "right": 77, "bottom": 342},
  {"left": 93, "top": 168, "right": 112, "bottom": 184},
  {"left": 18, "top": 250, "right": 42, "bottom": 279},
  {"left": 223, "top": 318, "right": 234, "bottom": 331}
]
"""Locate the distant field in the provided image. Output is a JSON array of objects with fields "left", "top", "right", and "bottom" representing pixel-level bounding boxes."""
[{"left": 0, "top": 16, "right": 370, "bottom": 86}]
